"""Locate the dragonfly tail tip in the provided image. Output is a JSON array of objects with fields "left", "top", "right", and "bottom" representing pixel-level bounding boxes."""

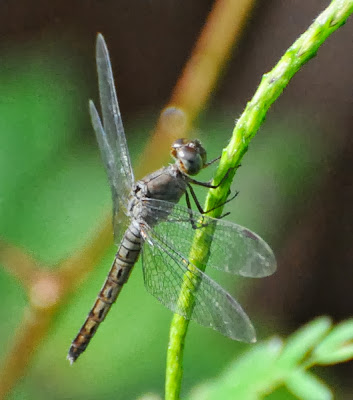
[{"left": 67, "top": 351, "right": 77, "bottom": 365}]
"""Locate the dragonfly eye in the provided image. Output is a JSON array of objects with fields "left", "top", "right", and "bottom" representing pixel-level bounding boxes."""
[
  {"left": 190, "top": 139, "right": 207, "bottom": 165},
  {"left": 170, "top": 138, "right": 188, "bottom": 158},
  {"left": 178, "top": 148, "right": 203, "bottom": 175},
  {"left": 172, "top": 138, "right": 188, "bottom": 148},
  {"left": 171, "top": 139, "right": 208, "bottom": 175}
]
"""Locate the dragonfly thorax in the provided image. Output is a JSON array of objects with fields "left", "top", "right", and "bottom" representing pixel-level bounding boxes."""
[{"left": 171, "top": 138, "right": 207, "bottom": 176}]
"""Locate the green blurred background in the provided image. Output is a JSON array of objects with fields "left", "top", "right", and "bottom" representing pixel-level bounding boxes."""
[{"left": 0, "top": 1, "right": 352, "bottom": 399}]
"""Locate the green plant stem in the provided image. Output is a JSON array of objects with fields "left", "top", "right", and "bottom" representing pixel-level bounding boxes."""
[{"left": 165, "top": 1, "right": 353, "bottom": 399}]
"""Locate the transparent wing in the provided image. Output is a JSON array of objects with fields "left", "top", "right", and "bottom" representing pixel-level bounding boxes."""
[
  {"left": 92, "top": 33, "right": 134, "bottom": 213},
  {"left": 89, "top": 101, "right": 130, "bottom": 243},
  {"left": 141, "top": 225, "right": 256, "bottom": 342},
  {"left": 90, "top": 34, "right": 135, "bottom": 242},
  {"left": 89, "top": 100, "right": 119, "bottom": 205},
  {"left": 143, "top": 199, "right": 277, "bottom": 277}
]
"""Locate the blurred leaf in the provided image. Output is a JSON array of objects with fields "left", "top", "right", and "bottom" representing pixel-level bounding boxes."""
[
  {"left": 222, "top": 338, "right": 283, "bottom": 387},
  {"left": 277, "top": 317, "right": 332, "bottom": 368},
  {"left": 187, "top": 338, "right": 283, "bottom": 400},
  {"left": 286, "top": 370, "right": 332, "bottom": 400},
  {"left": 187, "top": 318, "right": 353, "bottom": 400},
  {"left": 312, "top": 319, "right": 353, "bottom": 365}
]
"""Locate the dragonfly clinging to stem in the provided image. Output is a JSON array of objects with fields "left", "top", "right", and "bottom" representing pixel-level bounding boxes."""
[{"left": 67, "top": 34, "right": 277, "bottom": 364}]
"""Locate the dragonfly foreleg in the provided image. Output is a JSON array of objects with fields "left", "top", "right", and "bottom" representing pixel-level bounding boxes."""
[
  {"left": 187, "top": 183, "right": 239, "bottom": 216},
  {"left": 202, "top": 155, "right": 221, "bottom": 168},
  {"left": 185, "top": 190, "right": 201, "bottom": 229},
  {"left": 188, "top": 164, "right": 241, "bottom": 189}
]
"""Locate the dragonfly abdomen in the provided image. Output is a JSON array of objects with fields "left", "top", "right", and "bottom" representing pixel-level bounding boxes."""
[{"left": 67, "top": 223, "right": 142, "bottom": 363}]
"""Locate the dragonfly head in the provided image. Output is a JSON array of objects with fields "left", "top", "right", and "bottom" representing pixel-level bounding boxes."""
[{"left": 171, "top": 138, "right": 207, "bottom": 176}]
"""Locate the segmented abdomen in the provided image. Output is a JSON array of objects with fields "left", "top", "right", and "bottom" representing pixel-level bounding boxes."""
[{"left": 67, "top": 223, "right": 142, "bottom": 363}]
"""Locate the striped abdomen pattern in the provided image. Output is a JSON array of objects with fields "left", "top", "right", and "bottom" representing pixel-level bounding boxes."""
[{"left": 67, "top": 223, "right": 142, "bottom": 363}]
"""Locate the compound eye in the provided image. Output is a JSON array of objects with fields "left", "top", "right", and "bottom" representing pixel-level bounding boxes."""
[
  {"left": 178, "top": 147, "right": 203, "bottom": 175},
  {"left": 171, "top": 138, "right": 189, "bottom": 159},
  {"left": 171, "top": 138, "right": 188, "bottom": 149}
]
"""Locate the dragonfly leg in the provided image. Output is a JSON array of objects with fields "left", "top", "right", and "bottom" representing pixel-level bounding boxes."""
[
  {"left": 205, "top": 191, "right": 239, "bottom": 217},
  {"left": 185, "top": 190, "right": 200, "bottom": 229},
  {"left": 189, "top": 165, "right": 240, "bottom": 189},
  {"left": 187, "top": 183, "right": 239, "bottom": 215},
  {"left": 184, "top": 189, "right": 231, "bottom": 230},
  {"left": 203, "top": 155, "right": 220, "bottom": 168}
]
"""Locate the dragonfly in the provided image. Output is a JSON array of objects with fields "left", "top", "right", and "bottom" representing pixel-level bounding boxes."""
[{"left": 67, "top": 34, "right": 277, "bottom": 363}]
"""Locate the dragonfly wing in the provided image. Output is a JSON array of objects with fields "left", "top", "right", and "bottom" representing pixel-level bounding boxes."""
[
  {"left": 141, "top": 225, "right": 256, "bottom": 342},
  {"left": 143, "top": 199, "right": 277, "bottom": 278},
  {"left": 89, "top": 101, "right": 131, "bottom": 244},
  {"left": 92, "top": 34, "right": 134, "bottom": 208},
  {"left": 91, "top": 34, "right": 135, "bottom": 242},
  {"left": 95, "top": 34, "right": 134, "bottom": 198},
  {"left": 89, "top": 100, "right": 119, "bottom": 201}
]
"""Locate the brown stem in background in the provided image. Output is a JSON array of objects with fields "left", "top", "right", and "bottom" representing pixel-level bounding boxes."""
[
  {"left": 0, "top": 308, "right": 54, "bottom": 399},
  {"left": 0, "top": 0, "right": 255, "bottom": 397},
  {"left": 0, "top": 214, "right": 113, "bottom": 399},
  {"left": 0, "top": 241, "right": 43, "bottom": 290}
]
